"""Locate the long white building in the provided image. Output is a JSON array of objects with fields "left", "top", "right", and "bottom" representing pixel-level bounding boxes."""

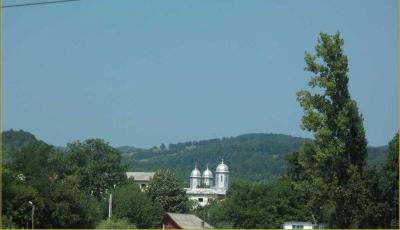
[{"left": 185, "top": 160, "right": 229, "bottom": 207}]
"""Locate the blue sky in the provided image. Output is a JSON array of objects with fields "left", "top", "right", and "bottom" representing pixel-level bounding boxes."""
[{"left": 3, "top": 0, "right": 397, "bottom": 147}]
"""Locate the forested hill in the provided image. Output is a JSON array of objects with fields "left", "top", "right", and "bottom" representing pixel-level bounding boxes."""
[
  {"left": 2, "top": 129, "right": 38, "bottom": 163},
  {"left": 119, "top": 133, "right": 388, "bottom": 184},
  {"left": 120, "top": 134, "right": 308, "bottom": 183},
  {"left": 2, "top": 130, "right": 388, "bottom": 184}
]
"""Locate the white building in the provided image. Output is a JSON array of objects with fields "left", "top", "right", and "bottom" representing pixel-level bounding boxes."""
[
  {"left": 185, "top": 160, "right": 229, "bottom": 207},
  {"left": 283, "top": 222, "right": 324, "bottom": 229},
  {"left": 126, "top": 172, "right": 155, "bottom": 191}
]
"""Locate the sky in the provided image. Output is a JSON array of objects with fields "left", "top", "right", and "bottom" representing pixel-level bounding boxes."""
[{"left": 3, "top": 0, "right": 397, "bottom": 148}]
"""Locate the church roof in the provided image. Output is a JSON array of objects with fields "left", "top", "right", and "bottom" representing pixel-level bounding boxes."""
[
  {"left": 164, "top": 213, "right": 214, "bottom": 229},
  {"left": 216, "top": 160, "right": 229, "bottom": 173},
  {"left": 202, "top": 165, "right": 213, "bottom": 178},
  {"left": 190, "top": 165, "right": 201, "bottom": 178}
]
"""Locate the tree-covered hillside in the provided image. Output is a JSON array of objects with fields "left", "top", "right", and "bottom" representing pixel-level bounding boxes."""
[
  {"left": 366, "top": 145, "right": 389, "bottom": 165},
  {"left": 2, "top": 130, "right": 388, "bottom": 184},
  {"left": 121, "top": 134, "right": 308, "bottom": 184},
  {"left": 119, "top": 133, "right": 388, "bottom": 185},
  {"left": 1, "top": 128, "right": 393, "bottom": 228},
  {"left": 2, "top": 129, "right": 39, "bottom": 163}
]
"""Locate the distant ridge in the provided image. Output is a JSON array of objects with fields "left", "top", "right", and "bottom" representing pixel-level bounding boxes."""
[
  {"left": 3, "top": 129, "right": 39, "bottom": 163},
  {"left": 119, "top": 133, "right": 388, "bottom": 184},
  {"left": 2, "top": 129, "right": 388, "bottom": 184}
]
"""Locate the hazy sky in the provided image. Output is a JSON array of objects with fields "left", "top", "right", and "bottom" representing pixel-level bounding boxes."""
[{"left": 3, "top": 0, "right": 396, "bottom": 148}]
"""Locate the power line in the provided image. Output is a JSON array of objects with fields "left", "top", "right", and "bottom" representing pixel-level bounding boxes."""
[{"left": 1, "top": 0, "right": 80, "bottom": 8}]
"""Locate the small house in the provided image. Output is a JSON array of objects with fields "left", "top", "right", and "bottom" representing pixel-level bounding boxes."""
[
  {"left": 126, "top": 172, "right": 154, "bottom": 191},
  {"left": 283, "top": 221, "right": 324, "bottom": 229},
  {"left": 162, "top": 212, "right": 213, "bottom": 229}
]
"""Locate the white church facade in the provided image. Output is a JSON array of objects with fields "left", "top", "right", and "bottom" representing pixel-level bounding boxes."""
[{"left": 185, "top": 160, "right": 229, "bottom": 207}]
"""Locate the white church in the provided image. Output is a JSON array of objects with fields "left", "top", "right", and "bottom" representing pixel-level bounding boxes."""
[{"left": 185, "top": 160, "right": 229, "bottom": 207}]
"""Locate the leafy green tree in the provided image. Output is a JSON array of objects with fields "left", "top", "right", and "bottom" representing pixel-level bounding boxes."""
[
  {"left": 207, "top": 180, "right": 307, "bottom": 228},
  {"left": 381, "top": 133, "right": 399, "bottom": 228},
  {"left": 2, "top": 142, "right": 56, "bottom": 229},
  {"left": 355, "top": 133, "right": 398, "bottom": 229},
  {"left": 357, "top": 165, "right": 386, "bottom": 228},
  {"left": 67, "top": 139, "right": 127, "bottom": 199},
  {"left": 41, "top": 180, "right": 101, "bottom": 228},
  {"left": 112, "top": 181, "right": 163, "bottom": 228},
  {"left": 9, "top": 141, "right": 56, "bottom": 187},
  {"left": 2, "top": 169, "right": 44, "bottom": 228},
  {"left": 3, "top": 142, "right": 102, "bottom": 228},
  {"left": 2, "top": 132, "right": 134, "bottom": 228},
  {"left": 206, "top": 199, "right": 233, "bottom": 229},
  {"left": 296, "top": 32, "right": 368, "bottom": 227},
  {"left": 1, "top": 215, "right": 17, "bottom": 229},
  {"left": 285, "top": 141, "right": 329, "bottom": 223},
  {"left": 147, "top": 169, "right": 190, "bottom": 213}
]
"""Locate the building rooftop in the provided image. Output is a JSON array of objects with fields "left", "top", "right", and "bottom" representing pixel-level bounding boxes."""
[
  {"left": 126, "top": 172, "right": 155, "bottom": 181},
  {"left": 185, "top": 187, "right": 226, "bottom": 195},
  {"left": 284, "top": 221, "right": 314, "bottom": 225},
  {"left": 283, "top": 221, "right": 325, "bottom": 228},
  {"left": 164, "top": 213, "right": 213, "bottom": 229},
  {"left": 216, "top": 160, "right": 229, "bottom": 173}
]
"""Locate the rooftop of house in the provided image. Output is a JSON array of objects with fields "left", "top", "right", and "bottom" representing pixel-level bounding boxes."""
[
  {"left": 164, "top": 212, "right": 214, "bottom": 229},
  {"left": 126, "top": 172, "right": 155, "bottom": 181}
]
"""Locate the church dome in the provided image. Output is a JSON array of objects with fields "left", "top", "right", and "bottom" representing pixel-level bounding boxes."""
[
  {"left": 202, "top": 165, "right": 213, "bottom": 178},
  {"left": 216, "top": 160, "right": 229, "bottom": 173},
  {"left": 190, "top": 165, "right": 201, "bottom": 178}
]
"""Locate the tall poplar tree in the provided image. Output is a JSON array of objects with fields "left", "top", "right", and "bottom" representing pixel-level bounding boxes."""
[{"left": 296, "top": 32, "right": 368, "bottom": 227}]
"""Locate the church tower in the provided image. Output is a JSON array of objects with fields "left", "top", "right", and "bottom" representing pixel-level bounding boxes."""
[
  {"left": 202, "top": 164, "right": 213, "bottom": 187},
  {"left": 186, "top": 160, "right": 230, "bottom": 207},
  {"left": 215, "top": 159, "right": 229, "bottom": 189},
  {"left": 190, "top": 163, "right": 201, "bottom": 188}
]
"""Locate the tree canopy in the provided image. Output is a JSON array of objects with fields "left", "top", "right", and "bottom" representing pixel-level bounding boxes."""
[
  {"left": 146, "top": 169, "right": 190, "bottom": 213},
  {"left": 295, "top": 32, "right": 369, "bottom": 227},
  {"left": 67, "top": 139, "right": 127, "bottom": 200},
  {"left": 2, "top": 137, "right": 130, "bottom": 228},
  {"left": 112, "top": 181, "right": 162, "bottom": 228}
]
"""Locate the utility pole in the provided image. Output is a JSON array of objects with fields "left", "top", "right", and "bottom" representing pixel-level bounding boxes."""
[
  {"left": 202, "top": 206, "right": 207, "bottom": 229},
  {"left": 311, "top": 213, "right": 317, "bottom": 228},
  {"left": 108, "top": 194, "right": 112, "bottom": 219},
  {"left": 28, "top": 201, "right": 35, "bottom": 229}
]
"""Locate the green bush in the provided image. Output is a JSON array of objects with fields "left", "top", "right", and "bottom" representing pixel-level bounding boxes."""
[{"left": 95, "top": 218, "right": 136, "bottom": 229}]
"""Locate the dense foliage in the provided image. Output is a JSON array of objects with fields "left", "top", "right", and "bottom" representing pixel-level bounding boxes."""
[
  {"left": 2, "top": 139, "right": 104, "bottom": 228},
  {"left": 1, "top": 134, "right": 166, "bottom": 228},
  {"left": 146, "top": 169, "right": 191, "bottom": 213},
  {"left": 67, "top": 139, "right": 127, "bottom": 200},
  {"left": 207, "top": 180, "right": 307, "bottom": 228},
  {"left": 112, "top": 181, "right": 163, "bottom": 228},
  {"left": 381, "top": 133, "right": 399, "bottom": 227},
  {"left": 203, "top": 133, "right": 398, "bottom": 229},
  {"left": 2, "top": 129, "right": 38, "bottom": 163},
  {"left": 295, "top": 32, "right": 369, "bottom": 227}
]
